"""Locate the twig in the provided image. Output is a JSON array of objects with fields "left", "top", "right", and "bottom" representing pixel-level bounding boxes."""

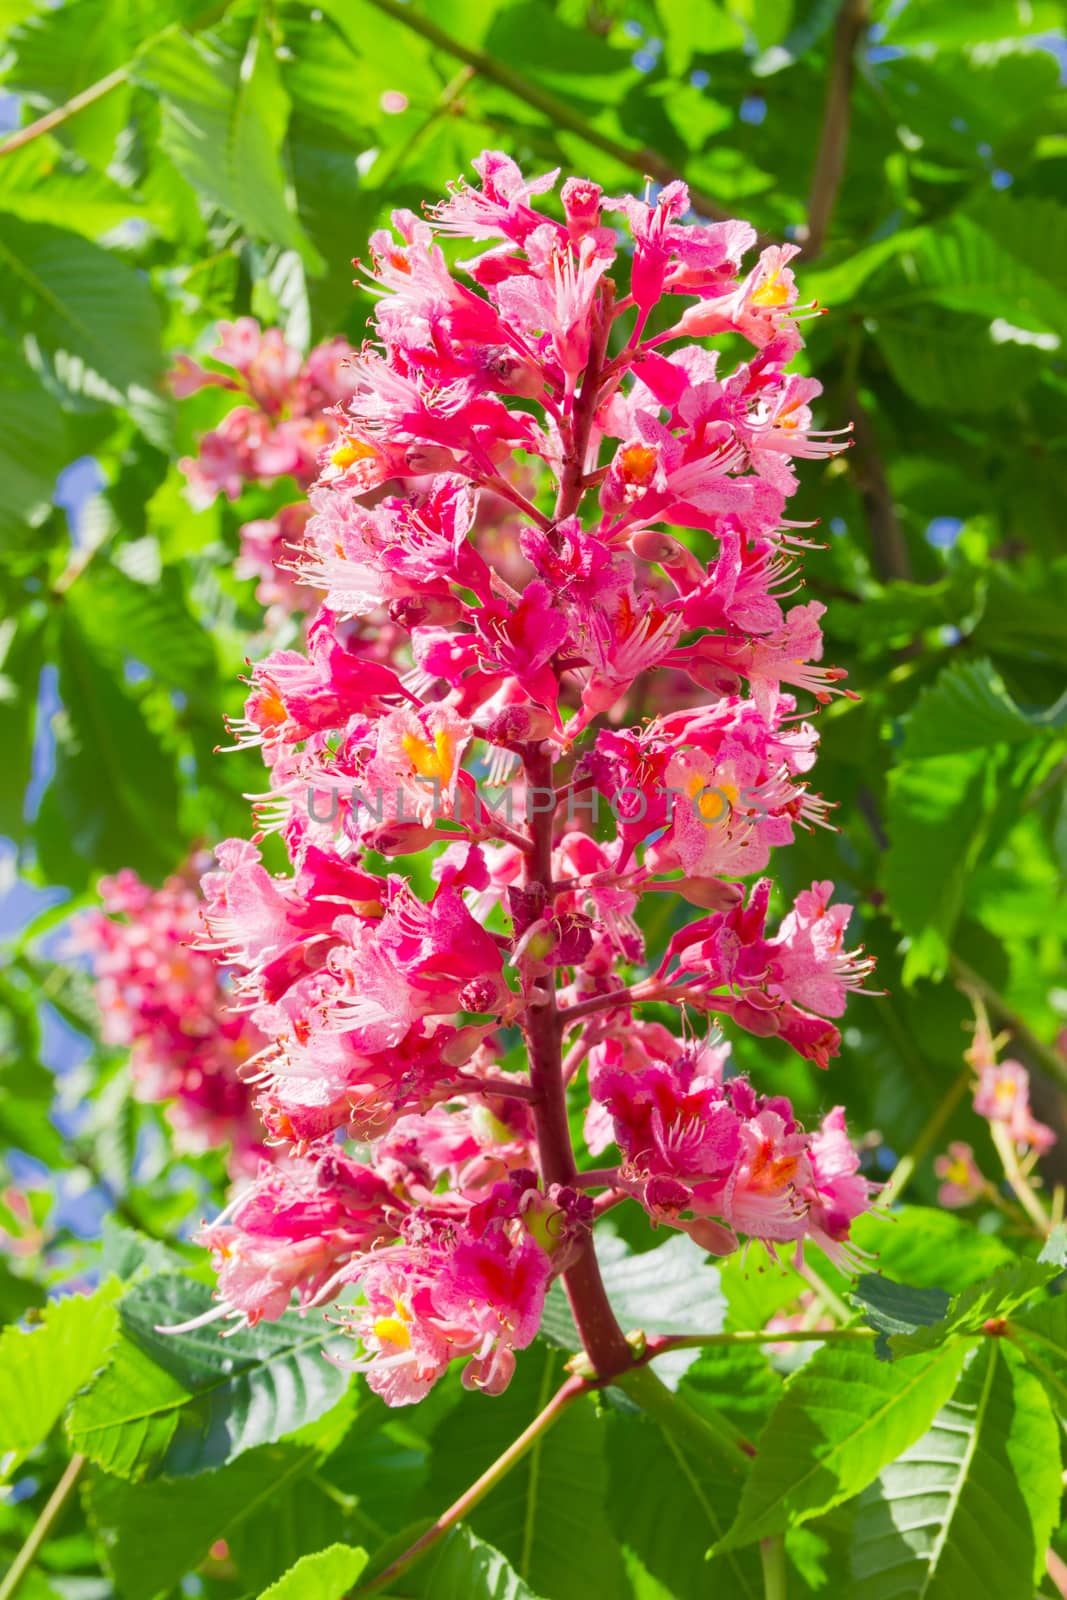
[
  {"left": 355, "top": 1376, "right": 586, "bottom": 1594},
  {"left": 0, "top": 1455, "right": 86, "bottom": 1600},
  {"left": 951, "top": 955, "right": 1067, "bottom": 1093},
  {"left": 0, "top": 70, "right": 128, "bottom": 158},
  {"left": 798, "top": 0, "right": 871, "bottom": 259},
  {"left": 880, "top": 1065, "right": 971, "bottom": 1207},
  {"left": 0, "top": 1, "right": 231, "bottom": 159},
  {"left": 358, "top": 0, "right": 733, "bottom": 221},
  {"left": 991, "top": 1120, "right": 1051, "bottom": 1233},
  {"left": 846, "top": 380, "right": 912, "bottom": 582}
]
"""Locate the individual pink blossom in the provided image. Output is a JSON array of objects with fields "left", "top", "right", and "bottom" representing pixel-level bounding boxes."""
[
  {"left": 972, "top": 1057, "right": 1056, "bottom": 1155},
  {"left": 934, "top": 1142, "right": 987, "bottom": 1209}
]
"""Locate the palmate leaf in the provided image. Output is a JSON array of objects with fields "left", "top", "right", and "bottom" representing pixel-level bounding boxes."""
[
  {"left": 848, "top": 1278, "right": 951, "bottom": 1362},
  {"left": 0, "top": 214, "right": 163, "bottom": 398},
  {"left": 882, "top": 654, "right": 1067, "bottom": 979},
  {"left": 875, "top": 315, "right": 1044, "bottom": 413},
  {"left": 0, "top": 605, "right": 45, "bottom": 842},
  {"left": 715, "top": 1340, "right": 971, "bottom": 1551},
  {"left": 135, "top": 12, "right": 324, "bottom": 272},
  {"left": 73, "top": 554, "right": 218, "bottom": 701},
  {"left": 257, "top": 1543, "right": 368, "bottom": 1600},
  {"left": 0, "top": 1280, "right": 122, "bottom": 1473},
  {"left": 909, "top": 195, "right": 1067, "bottom": 342},
  {"left": 848, "top": 1343, "right": 1061, "bottom": 1597},
  {"left": 226, "top": 1473, "right": 374, "bottom": 1595},
  {"left": 69, "top": 1273, "right": 351, "bottom": 1478}
]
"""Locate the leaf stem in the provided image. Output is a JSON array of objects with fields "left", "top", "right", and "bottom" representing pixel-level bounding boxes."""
[
  {"left": 354, "top": 1376, "right": 586, "bottom": 1595},
  {"left": 990, "top": 1120, "right": 1051, "bottom": 1233},
  {"left": 357, "top": 0, "right": 732, "bottom": 220},
  {"left": 880, "top": 1064, "right": 971, "bottom": 1207},
  {"left": 645, "top": 1326, "right": 875, "bottom": 1355},
  {"left": 619, "top": 1362, "right": 755, "bottom": 1466},
  {"left": 951, "top": 955, "right": 1067, "bottom": 1093},
  {"left": 760, "top": 1534, "right": 788, "bottom": 1600},
  {"left": 0, "top": 1454, "right": 86, "bottom": 1600}
]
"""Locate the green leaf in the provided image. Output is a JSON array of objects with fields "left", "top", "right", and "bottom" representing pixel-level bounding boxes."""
[
  {"left": 884, "top": 748, "right": 999, "bottom": 979},
  {"left": 850, "top": 1277, "right": 951, "bottom": 1362},
  {"left": 0, "top": 214, "right": 163, "bottom": 398},
  {"left": 257, "top": 1543, "right": 368, "bottom": 1600},
  {"left": 606, "top": 1404, "right": 763, "bottom": 1599},
  {"left": 419, "top": 1344, "right": 629, "bottom": 1600},
  {"left": 69, "top": 1273, "right": 350, "bottom": 1478},
  {"left": 0, "top": 607, "right": 45, "bottom": 840},
  {"left": 716, "top": 1339, "right": 971, "bottom": 1550},
  {"left": 995, "top": 1294, "right": 1067, "bottom": 1425},
  {"left": 3, "top": 0, "right": 134, "bottom": 167},
  {"left": 848, "top": 1343, "right": 1061, "bottom": 1596},
  {"left": 0, "top": 1280, "right": 121, "bottom": 1471},
  {"left": 901, "top": 659, "right": 1067, "bottom": 759},
  {"left": 34, "top": 604, "right": 182, "bottom": 889},
  {"left": 73, "top": 552, "right": 218, "bottom": 699},
  {"left": 880, "top": 0, "right": 1062, "bottom": 52},
  {"left": 0, "top": 357, "right": 68, "bottom": 545},
  {"left": 875, "top": 314, "right": 1044, "bottom": 413},
  {"left": 410, "top": 1527, "right": 547, "bottom": 1600},
  {"left": 860, "top": 1256, "right": 1063, "bottom": 1361},
  {"left": 136, "top": 13, "right": 324, "bottom": 272},
  {"left": 908, "top": 195, "right": 1067, "bottom": 343},
  {"left": 87, "top": 1430, "right": 347, "bottom": 1600},
  {"left": 883, "top": 656, "right": 1067, "bottom": 978}
]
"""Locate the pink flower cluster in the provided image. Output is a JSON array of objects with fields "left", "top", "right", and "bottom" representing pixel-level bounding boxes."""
[
  {"left": 936, "top": 1011, "right": 1055, "bottom": 1209},
  {"left": 173, "top": 319, "right": 360, "bottom": 616},
  {"left": 183, "top": 154, "right": 877, "bottom": 1404},
  {"left": 586, "top": 1027, "right": 869, "bottom": 1268},
  {"left": 79, "top": 864, "right": 268, "bottom": 1173}
]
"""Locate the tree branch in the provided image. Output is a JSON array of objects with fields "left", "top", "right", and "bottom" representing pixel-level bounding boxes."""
[
  {"left": 799, "top": 0, "right": 871, "bottom": 259},
  {"left": 358, "top": 0, "right": 733, "bottom": 221},
  {"left": 847, "top": 379, "right": 912, "bottom": 582}
]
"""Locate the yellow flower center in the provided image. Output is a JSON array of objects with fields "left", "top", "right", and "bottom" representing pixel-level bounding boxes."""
[
  {"left": 752, "top": 270, "right": 790, "bottom": 308},
  {"left": 373, "top": 1299, "right": 412, "bottom": 1350},
  {"left": 620, "top": 443, "right": 658, "bottom": 485},
  {"left": 330, "top": 438, "right": 379, "bottom": 470},
  {"left": 402, "top": 726, "right": 456, "bottom": 782}
]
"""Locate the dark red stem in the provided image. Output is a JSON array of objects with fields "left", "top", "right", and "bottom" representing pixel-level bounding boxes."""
[{"left": 515, "top": 292, "right": 636, "bottom": 1382}]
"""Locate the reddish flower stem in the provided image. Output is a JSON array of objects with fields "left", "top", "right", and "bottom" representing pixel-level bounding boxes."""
[
  {"left": 446, "top": 1074, "right": 541, "bottom": 1103},
  {"left": 513, "top": 301, "right": 636, "bottom": 1382}
]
